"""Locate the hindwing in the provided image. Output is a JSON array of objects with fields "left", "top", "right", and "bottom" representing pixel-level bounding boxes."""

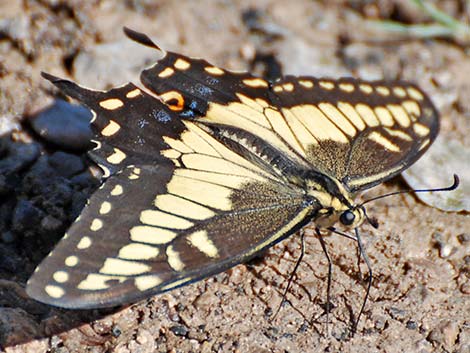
[{"left": 26, "top": 77, "right": 318, "bottom": 307}]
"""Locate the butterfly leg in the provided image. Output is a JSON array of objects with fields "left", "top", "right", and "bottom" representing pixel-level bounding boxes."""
[
  {"left": 352, "top": 227, "right": 373, "bottom": 336},
  {"left": 271, "top": 230, "right": 306, "bottom": 320},
  {"left": 316, "top": 227, "right": 332, "bottom": 335}
]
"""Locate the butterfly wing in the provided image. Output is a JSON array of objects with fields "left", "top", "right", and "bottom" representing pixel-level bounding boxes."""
[
  {"left": 132, "top": 30, "right": 438, "bottom": 192},
  {"left": 26, "top": 77, "right": 317, "bottom": 308}
]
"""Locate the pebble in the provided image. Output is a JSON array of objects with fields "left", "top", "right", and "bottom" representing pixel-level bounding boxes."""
[
  {"left": 169, "top": 324, "right": 189, "bottom": 337},
  {"left": 30, "top": 99, "right": 93, "bottom": 151},
  {"left": 0, "top": 138, "right": 40, "bottom": 175},
  {"left": 11, "top": 200, "right": 45, "bottom": 233},
  {"left": 48, "top": 151, "right": 86, "bottom": 178},
  {"left": 0, "top": 243, "right": 23, "bottom": 272},
  {"left": 0, "top": 307, "right": 42, "bottom": 346}
]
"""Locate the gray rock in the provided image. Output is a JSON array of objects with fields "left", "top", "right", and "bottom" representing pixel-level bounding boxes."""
[{"left": 30, "top": 99, "right": 93, "bottom": 151}]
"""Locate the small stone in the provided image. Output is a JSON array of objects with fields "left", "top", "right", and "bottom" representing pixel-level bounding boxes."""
[
  {"left": 439, "top": 244, "right": 453, "bottom": 258},
  {"left": 40, "top": 215, "right": 63, "bottom": 233},
  {"left": 29, "top": 99, "right": 93, "bottom": 151},
  {"left": 0, "top": 138, "right": 40, "bottom": 175},
  {"left": 69, "top": 169, "right": 100, "bottom": 189},
  {"left": 12, "top": 200, "right": 45, "bottom": 233},
  {"left": 406, "top": 320, "right": 418, "bottom": 330},
  {"left": 169, "top": 324, "right": 189, "bottom": 337},
  {"left": 111, "top": 326, "right": 122, "bottom": 337},
  {"left": 389, "top": 307, "right": 407, "bottom": 321},
  {"left": 0, "top": 307, "right": 41, "bottom": 346},
  {"left": 1, "top": 231, "right": 16, "bottom": 243},
  {"left": 48, "top": 151, "right": 85, "bottom": 178},
  {"left": 457, "top": 233, "right": 470, "bottom": 244},
  {"left": 0, "top": 244, "right": 23, "bottom": 272}
]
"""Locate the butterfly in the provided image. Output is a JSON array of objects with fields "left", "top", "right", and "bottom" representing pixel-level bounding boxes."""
[{"left": 26, "top": 28, "right": 439, "bottom": 316}]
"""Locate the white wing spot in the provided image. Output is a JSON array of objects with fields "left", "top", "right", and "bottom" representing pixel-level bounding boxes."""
[
  {"left": 118, "top": 243, "right": 159, "bottom": 260},
  {"left": 90, "top": 218, "right": 103, "bottom": 231},
  {"left": 100, "top": 258, "right": 151, "bottom": 275},
  {"left": 158, "top": 67, "right": 175, "bottom": 78},
  {"left": 393, "top": 87, "right": 407, "bottom": 97},
  {"left": 368, "top": 131, "right": 400, "bottom": 152},
  {"left": 53, "top": 271, "right": 69, "bottom": 283},
  {"left": 130, "top": 226, "right": 178, "bottom": 244},
  {"left": 99, "top": 98, "right": 124, "bottom": 110},
  {"left": 99, "top": 201, "right": 112, "bottom": 215},
  {"left": 299, "top": 80, "right": 313, "bottom": 88},
  {"left": 111, "top": 185, "right": 124, "bottom": 196},
  {"left": 167, "top": 245, "right": 185, "bottom": 271},
  {"left": 204, "top": 66, "right": 224, "bottom": 75},
  {"left": 65, "top": 255, "right": 79, "bottom": 267},
  {"left": 107, "top": 148, "right": 126, "bottom": 164},
  {"left": 242, "top": 78, "right": 268, "bottom": 88},
  {"left": 188, "top": 230, "right": 218, "bottom": 258},
  {"left": 376, "top": 86, "right": 390, "bottom": 96},
  {"left": 77, "top": 236, "right": 92, "bottom": 249},
  {"left": 135, "top": 275, "right": 163, "bottom": 291},
  {"left": 126, "top": 88, "right": 141, "bottom": 98},
  {"left": 339, "top": 83, "right": 354, "bottom": 92},
  {"left": 101, "top": 120, "right": 121, "bottom": 136},
  {"left": 45, "top": 285, "right": 65, "bottom": 298},
  {"left": 319, "top": 81, "right": 334, "bottom": 90},
  {"left": 174, "top": 58, "right": 191, "bottom": 70},
  {"left": 359, "top": 84, "right": 373, "bottom": 94}
]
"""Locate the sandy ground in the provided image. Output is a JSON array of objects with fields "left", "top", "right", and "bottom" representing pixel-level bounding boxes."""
[{"left": 0, "top": 1, "right": 469, "bottom": 352}]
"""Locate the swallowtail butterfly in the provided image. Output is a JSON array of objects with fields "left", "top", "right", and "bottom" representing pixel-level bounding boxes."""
[{"left": 27, "top": 29, "right": 439, "bottom": 318}]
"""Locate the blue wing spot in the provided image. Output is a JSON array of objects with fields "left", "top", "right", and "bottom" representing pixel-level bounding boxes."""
[
  {"left": 180, "top": 110, "right": 195, "bottom": 118},
  {"left": 138, "top": 119, "right": 149, "bottom": 128},
  {"left": 151, "top": 109, "right": 172, "bottom": 123},
  {"left": 192, "top": 83, "right": 213, "bottom": 97},
  {"left": 205, "top": 77, "right": 219, "bottom": 85}
]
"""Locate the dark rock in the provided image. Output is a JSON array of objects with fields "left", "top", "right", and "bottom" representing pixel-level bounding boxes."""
[
  {"left": 70, "top": 169, "right": 100, "bottom": 189},
  {"left": 29, "top": 99, "right": 93, "bottom": 151},
  {"left": 0, "top": 137, "right": 40, "bottom": 175},
  {"left": 12, "top": 199, "right": 45, "bottom": 234},
  {"left": 48, "top": 151, "right": 86, "bottom": 178},
  {"left": 1, "top": 231, "right": 16, "bottom": 243},
  {"left": 40, "top": 214, "right": 64, "bottom": 233},
  {"left": 22, "top": 155, "right": 61, "bottom": 196},
  {"left": 0, "top": 307, "right": 42, "bottom": 347},
  {"left": 0, "top": 243, "right": 23, "bottom": 272}
]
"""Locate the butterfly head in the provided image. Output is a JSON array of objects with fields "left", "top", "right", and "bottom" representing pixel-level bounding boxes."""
[
  {"left": 314, "top": 201, "right": 366, "bottom": 230},
  {"left": 306, "top": 177, "right": 367, "bottom": 230}
]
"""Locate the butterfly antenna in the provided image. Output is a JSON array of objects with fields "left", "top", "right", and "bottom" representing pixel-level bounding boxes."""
[{"left": 359, "top": 174, "right": 459, "bottom": 207}]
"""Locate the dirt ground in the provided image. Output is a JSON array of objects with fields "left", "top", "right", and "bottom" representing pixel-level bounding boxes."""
[{"left": 1, "top": 1, "right": 469, "bottom": 352}]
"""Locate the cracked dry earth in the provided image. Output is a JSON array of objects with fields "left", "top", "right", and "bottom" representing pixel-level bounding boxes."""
[{"left": 0, "top": 1, "right": 469, "bottom": 352}]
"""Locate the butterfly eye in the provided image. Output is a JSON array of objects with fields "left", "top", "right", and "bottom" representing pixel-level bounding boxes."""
[{"left": 340, "top": 210, "right": 356, "bottom": 226}]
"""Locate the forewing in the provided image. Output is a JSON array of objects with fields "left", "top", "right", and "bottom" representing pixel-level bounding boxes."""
[
  {"left": 26, "top": 108, "right": 315, "bottom": 308},
  {"left": 134, "top": 37, "right": 437, "bottom": 192}
]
